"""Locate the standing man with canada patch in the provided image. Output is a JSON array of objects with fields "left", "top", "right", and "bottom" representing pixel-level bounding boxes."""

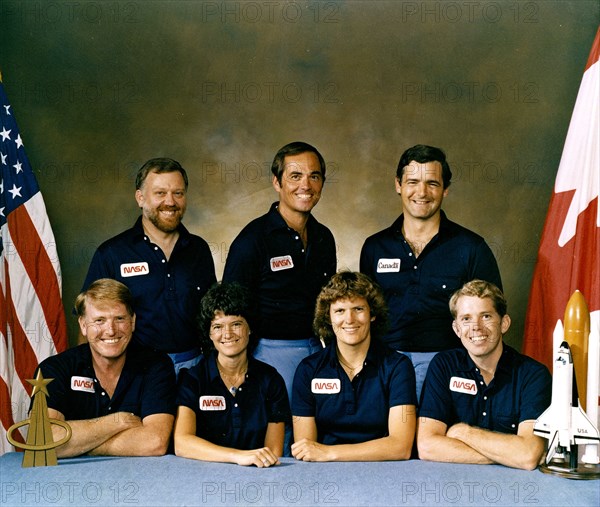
[
  {"left": 81, "top": 158, "right": 216, "bottom": 375},
  {"left": 360, "top": 145, "right": 502, "bottom": 400}
]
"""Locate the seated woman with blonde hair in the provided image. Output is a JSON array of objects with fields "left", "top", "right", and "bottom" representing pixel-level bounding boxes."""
[
  {"left": 292, "top": 271, "right": 416, "bottom": 462},
  {"left": 174, "top": 283, "right": 290, "bottom": 467}
]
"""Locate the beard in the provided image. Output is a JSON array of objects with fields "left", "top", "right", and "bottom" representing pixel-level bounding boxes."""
[{"left": 145, "top": 205, "right": 184, "bottom": 233}]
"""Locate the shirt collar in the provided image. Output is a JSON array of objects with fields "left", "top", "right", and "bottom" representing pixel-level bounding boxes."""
[
  {"left": 323, "top": 339, "right": 387, "bottom": 369},
  {"left": 495, "top": 344, "right": 515, "bottom": 378},
  {"left": 206, "top": 351, "right": 255, "bottom": 384},
  {"left": 207, "top": 352, "right": 222, "bottom": 383},
  {"left": 75, "top": 343, "right": 131, "bottom": 380},
  {"left": 392, "top": 210, "right": 450, "bottom": 236},
  {"left": 264, "top": 202, "right": 318, "bottom": 236},
  {"left": 456, "top": 342, "right": 512, "bottom": 377},
  {"left": 75, "top": 344, "right": 95, "bottom": 375},
  {"left": 455, "top": 348, "right": 476, "bottom": 374}
]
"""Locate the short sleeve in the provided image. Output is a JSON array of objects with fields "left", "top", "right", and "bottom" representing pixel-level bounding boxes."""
[
  {"left": 139, "top": 354, "right": 176, "bottom": 418},
  {"left": 176, "top": 367, "right": 200, "bottom": 412},
  {"left": 291, "top": 359, "right": 316, "bottom": 417},
  {"left": 388, "top": 352, "right": 418, "bottom": 407},
  {"left": 222, "top": 232, "right": 261, "bottom": 291},
  {"left": 418, "top": 354, "right": 454, "bottom": 425},
  {"left": 518, "top": 361, "right": 551, "bottom": 423},
  {"left": 266, "top": 370, "right": 291, "bottom": 424},
  {"left": 36, "top": 359, "right": 70, "bottom": 415},
  {"left": 82, "top": 247, "right": 114, "bottom": 290},
  {"left": 359, "top": 238, "right": 375, "bottom": 279},
  {"left": 471, "top": 241, "right": 503, "bottom": 291}
]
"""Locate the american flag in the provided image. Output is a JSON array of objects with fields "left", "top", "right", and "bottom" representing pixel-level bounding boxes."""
[{"left": 0, "top": 78, "right": 68, "bottom": 454}]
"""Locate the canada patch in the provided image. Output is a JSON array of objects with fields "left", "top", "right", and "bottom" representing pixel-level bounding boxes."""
[
  {"left": 71, "top": 376, "right": 95, "bottom": 393},
  {"left": 311, "top": 378, "right": 341, "bottom": 394},
  {"left": 199, "top": 396, "right": 226, "bottom": 411},
  {"left": 376, "top": 258, "right": 400, "bottom": 273},
  {"left": 270, "top": 255, "right": 294, "bottom": 272},
  {"left": 449, "top": 376, "right": 478, "bottom": 395},
  {"left": 120, "top": 262, "right": 149, "bottom": 277}
]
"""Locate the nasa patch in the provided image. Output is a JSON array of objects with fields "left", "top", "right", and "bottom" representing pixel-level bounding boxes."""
[
  {"left": 449, "top": 376, "right": 477, "bottom": 395},
  {"left": 311, "top": 378, "right": 341, "bottom": 394},
  {"left": 199, "top": 395, "right": 226, "bottom": 411},
  {"left": 120, "top": 262, "right": 149, "bottom": 278},
  {"left": 270, "top": 255, "right": 294, "bottom": 272},
  {"left": 71, "top": 376, "right": 95, "bottom": 393}
]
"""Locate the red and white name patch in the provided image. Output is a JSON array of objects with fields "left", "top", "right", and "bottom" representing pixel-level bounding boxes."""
[
  {"left": 71, "top": 376, "right": 95, "bottom": 393},
  {"left": 376, "top": 258, "right": 400, "bottom": 273},
  {"left": 199, "top": 396, "right": 226, "bottom": 411},
  {"left": 311, "top": 378, "right": 341, "bottom": 394},
  {"left": 449, "top": 376, "right": 478, "bottom": 395},
  {"left": 270, "top": 255, "right": 294, "bottom": 272},
  {"left": 120, "top": 262, "right": 149, "bottom": 278}
]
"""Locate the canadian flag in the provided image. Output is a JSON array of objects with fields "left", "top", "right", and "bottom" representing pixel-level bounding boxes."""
[{"left": 523, "top": 27, "right": 599, "bottom": 375}]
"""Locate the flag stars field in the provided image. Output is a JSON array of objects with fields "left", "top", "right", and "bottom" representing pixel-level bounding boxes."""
[{"left": 8, "top": 184, "right": 22, "bottom": 200}]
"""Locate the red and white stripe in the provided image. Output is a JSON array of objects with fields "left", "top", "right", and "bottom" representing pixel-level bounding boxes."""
[
  {"left": 1, "top": 135, "right": 67, "bottom": 455},
  {"left": 523, "top": 27, "right": 599, "bottom": 380}
]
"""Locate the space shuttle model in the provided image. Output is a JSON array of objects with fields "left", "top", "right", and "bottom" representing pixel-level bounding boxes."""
[{"left": 533, "top": 291, "right": 600, "bottom": 474}]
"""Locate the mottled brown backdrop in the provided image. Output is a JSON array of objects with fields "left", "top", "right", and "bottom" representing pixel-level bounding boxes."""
[{"left": 1, "top": 0, "right": 598, "bottom": 348}]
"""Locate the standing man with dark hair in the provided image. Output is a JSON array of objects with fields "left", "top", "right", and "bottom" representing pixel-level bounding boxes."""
[
  {"left": 223, "top": 141, "right": 336, "bottom": 403},
  {"left": 360, "top": 145, "right": 501, "bottom": 399},
  {"left": 81, "top": 158, "right": 217, "bottom": 375}
]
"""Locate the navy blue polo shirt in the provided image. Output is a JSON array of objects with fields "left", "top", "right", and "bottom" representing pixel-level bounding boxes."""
[
  {"left": 419, "top": 345, "right": 551, "bottom": 434},
  {"left": 36, "top": 343, "right": 176, "bottom": 420},
  {"left": 82, "top": 217, "right": 217, "bottom": 353},
  {"left": 176, "top": 353, "right": 291, "bottom": 450},
  {"left": 292, "top": 340, "right": 417, "bottom": 445},
  {"left": 360, "top": 211, "right": 502, "bottom": 352},
  {"left": 222, "top": 203, "right": 336, "bottom": 340}
]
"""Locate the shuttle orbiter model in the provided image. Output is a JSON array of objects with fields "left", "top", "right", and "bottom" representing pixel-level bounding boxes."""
[
  {"left": 533, "top": 340, "right": 600, "bottom": 467},
  {"left": 533, "top": 291, "right": 600, "bottom": 475}
]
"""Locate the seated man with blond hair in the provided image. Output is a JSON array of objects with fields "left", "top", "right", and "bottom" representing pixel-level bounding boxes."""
[
  {"left": 417, "top": 279, "right": 551, "bottom": 470},
  {"left": 35, "top": 278, "right": 176, "bottom": 457}
]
